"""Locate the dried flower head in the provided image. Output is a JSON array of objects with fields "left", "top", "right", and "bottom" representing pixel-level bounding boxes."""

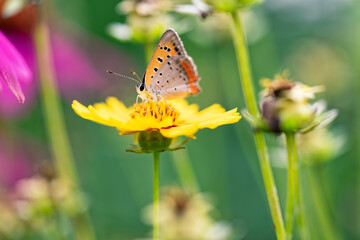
[
  {"left": 142, "top": 186, "right": 232, "bottom": 240},
  {"left": 243, "top": 72, "right": 337, "bottom": 133},
  {"left": 108, "top": 0, "right": 175, "bottom": 43},
  {"left": 14, "top": 175, "right": 87, "bottom": 221}
]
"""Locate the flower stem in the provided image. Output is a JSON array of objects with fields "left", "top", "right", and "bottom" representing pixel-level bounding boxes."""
[
  {"left": 153, "top": 152, "right": 160, "bottom": 240},
  {"left": 34, "top": 8, "right": 78, "bottom": 188},
  {"left": 307, "top": 166, "right": 341, "bottom": 240},
  {"left": 295, "top": 171, "right": 310, "bottom": 240},
  {"left": 229, "top": 10, "right": 286, "bottom": 240},
  {"left": 285, "top": 132, "right": 297, "bottom": 240},
  {"left": 34, "top": 4, "right": 96, "bottom": 240}
]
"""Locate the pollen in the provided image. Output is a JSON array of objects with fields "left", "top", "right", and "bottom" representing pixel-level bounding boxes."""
[{"left": 130, "top": 101, "right": 180, "bottom": 122}]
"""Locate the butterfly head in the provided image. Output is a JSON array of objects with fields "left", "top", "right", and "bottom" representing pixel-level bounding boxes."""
[{"left": 136, "top": 81, "right": 154, "bottom": 102}]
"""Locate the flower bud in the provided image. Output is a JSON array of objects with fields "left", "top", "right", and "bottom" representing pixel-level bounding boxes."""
[
  {"left": 259, "top": 74, "right": 322, "bottom": 133},
  {"left": 138, "top": 130, "right": 172, "bottom": 152}
]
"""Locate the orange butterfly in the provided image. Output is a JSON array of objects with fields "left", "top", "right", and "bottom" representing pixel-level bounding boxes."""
[{"left": 136, "top": 29, "right": 201, "bottom": 108}]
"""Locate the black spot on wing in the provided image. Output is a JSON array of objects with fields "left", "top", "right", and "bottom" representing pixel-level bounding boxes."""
[
  {"left": 154, "top": 67, "right": 158, "bottom": 72},
  {"left": 157, "top": 57, "right": 163, "bottom": 63}
]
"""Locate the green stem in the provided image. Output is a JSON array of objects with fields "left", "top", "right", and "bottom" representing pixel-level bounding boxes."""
[
  {"left": 230, "top": 11, "right": 258, "bottom": 115},
  {"left": 230, "top": 10, "right": 286, "bottom": 240},
  {"left": 307, "top": 167, "right": 341, "bottom": 240},
  {"left": 295, "top": 171, "right": 310, "bottom": 240},
  {"left": 33, "top": 4, "right": 96, "bottom": 240},
  {"left": 171, "top": 150, "right": 200, "bottom": 192},
  {"left": 285, "top": 132, "right": 297, "bottom": 240},
  {"left": 34, "top": 7, "right": 78, "bottom": 188},
  {"left": 153, "top": 152, "right": 160, "bottom": 240}
]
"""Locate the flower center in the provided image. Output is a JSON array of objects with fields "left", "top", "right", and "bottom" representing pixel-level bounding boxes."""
[{"left": 130, "top": 101, "right": 180, "bottom": 122}]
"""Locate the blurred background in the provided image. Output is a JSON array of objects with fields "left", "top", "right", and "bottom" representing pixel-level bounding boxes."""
[{"left": 0, "top": 0, "right": 359, "bottom": 239}]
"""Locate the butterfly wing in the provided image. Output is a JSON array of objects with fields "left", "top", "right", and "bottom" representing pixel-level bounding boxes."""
[
  {"left": 144, "top": 29, "right": 187, "bottom": 88},
  {"left": 149, "top": 55, "right": 201, "bottom": 100}
]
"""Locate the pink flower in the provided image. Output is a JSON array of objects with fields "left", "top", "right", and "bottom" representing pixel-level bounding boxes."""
[
  {"left": 0, "top": 2, "right": 130, "bottom": 118},
  {"left": 0, "top": 30, "right": 32, "bottom": 103}
]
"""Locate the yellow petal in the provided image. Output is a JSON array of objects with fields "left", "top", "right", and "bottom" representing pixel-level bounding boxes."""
[
  {"left": 160, "top": 124, "right": 198, "bottom": 139},
  {"left": 72, "top": 98, "right": 241, "bottom": 139},
  {"left": 72, "top": 100, "right": 120, "bottom": 126},
  {"left": 183, "top": 103, "right": 242, "bottom": 129},
  {"left": 197, "top": 108, "right": 241, "bottom": 129}
]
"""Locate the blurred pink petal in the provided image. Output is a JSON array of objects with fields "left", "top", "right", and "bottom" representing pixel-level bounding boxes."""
[
  {"left": 51, "top": 32, "right": 106, "bottom": 101},
  {"left": 0, "top": 136, "right": 34, "bottom": 189},
  {"left": 0, "top": 152, "right": 32, "bottom": 188},
  {"left": 0, "top": 31, "right": 37, "bottom": 118},
  {"left": 0, "top": 30, "right": 32, "bottom": 103},
  {"left": 0, "top": 28, "right": 129, "bottom": 118}
]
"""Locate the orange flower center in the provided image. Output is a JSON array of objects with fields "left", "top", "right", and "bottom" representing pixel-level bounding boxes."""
[{"left": 130, "top": 101, "right": 180, "bottom": 122}]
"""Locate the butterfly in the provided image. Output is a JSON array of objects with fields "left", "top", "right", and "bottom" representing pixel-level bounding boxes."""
[{"left": 136, "top": 29, "right": 201, "bottom": 107}]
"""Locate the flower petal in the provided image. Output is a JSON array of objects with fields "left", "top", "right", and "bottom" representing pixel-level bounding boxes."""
[
  {"left": 51, "top": 32, "right": 107, "bottom": 100},
  {"left": 160, "top": 124, "right": 198, "bottom": 139},
  {"left": 188, "top": 103, "right": 241, "bottom": 129},
  {"left": 0, "top": 63, "right": 24, "bottom": 103},
  {"left": 0, "top": 31, "right": 32, "bottom": 103},
  {"left": 0, "top": 31, "right": 32, "bottom": 82},
  {"left": 72, "top": 99, "right": 126, "bottom": 127},
  {"left": 72, "top": 97, "right": 241, "bottom": 138},
  {"left": 197, "top": 108, "right": 241, "bottom": 129}
]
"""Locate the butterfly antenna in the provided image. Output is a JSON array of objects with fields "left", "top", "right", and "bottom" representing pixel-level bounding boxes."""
[
  {"left": 107, "top": 70, "right": 141, "bottom": 83},
  {"left": 130, "top": 70, "right": 142, "bottom": 82}
]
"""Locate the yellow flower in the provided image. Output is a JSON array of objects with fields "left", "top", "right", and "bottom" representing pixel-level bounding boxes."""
[{"left": 72, "top": 98, "right": 241, "bottom": 139}]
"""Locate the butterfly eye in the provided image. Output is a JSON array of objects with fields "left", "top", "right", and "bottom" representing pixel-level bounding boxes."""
[{"left": 139, "top": 84, "right": 145, "bottom": 91}]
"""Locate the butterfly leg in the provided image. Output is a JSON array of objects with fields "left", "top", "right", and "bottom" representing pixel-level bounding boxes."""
[
  {"left": 163, "top": 98, "right": 174, "bottom": 112},
  {"left": 144, "top": 100, "right": 148, "bottom": 114},
  {"left": 155, "top": 102, "right": 163, "bottom": 116},
  {"left": 136, "top": 95, "right": 140, "bottom": 104}
]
